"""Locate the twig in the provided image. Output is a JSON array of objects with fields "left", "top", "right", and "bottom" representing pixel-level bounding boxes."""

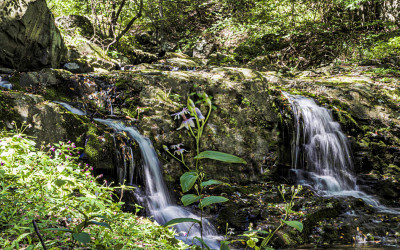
[{"left": 32, "top": 220, "right": 47, "bottom": 250}]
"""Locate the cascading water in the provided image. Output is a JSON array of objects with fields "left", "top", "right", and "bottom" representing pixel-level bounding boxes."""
[
  {"left": 54, "top": 101, "right": 222, "bottom": 248},
  {"left": 53, "top": 101, "right": 87, "bottom": 116},
  {"left": 284, "top": 92, "right": 400, "bottom": 214},
  {"left": 94, "top": 119, "right": 221, "bottom": 248}
]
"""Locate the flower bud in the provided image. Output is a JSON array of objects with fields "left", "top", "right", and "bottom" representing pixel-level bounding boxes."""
[
  {"left": 188, "top": 98, "right": 195, "bottom": 108},
  {"left": 163, "top": 145, "right": 169, "bottom": 151}
]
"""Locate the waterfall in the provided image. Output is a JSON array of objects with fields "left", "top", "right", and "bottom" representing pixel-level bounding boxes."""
[
  {"left": 284, "top": 92, "right": 400, "bottom": 214},
  {"left": 53, "top": 101, "right": 87, "bottom": 116},
  {"left": 94, "top": 119, "right": 221, "bottom": 248},
  {"left": 53, "top": 101, "right": 222, "bottom": 248}
]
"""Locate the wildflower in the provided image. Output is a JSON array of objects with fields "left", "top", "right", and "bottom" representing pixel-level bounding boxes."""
[
  {"left": 171, "top": 108, "right": 189, "bottom": 120},
  {"left": 163, "top": 145, "right": 169, "bottom": 151},
  {"left": 174, "top": 148, "right": 187, "bottom": 155},
  {"left": 28, "top": 124, "right": 32, "bottom": 128},
  {"left": 171, "top": 143, "right": 184, "bottom": 149},
  {"left": 0, "top": 162, "right": 4, "bottom": 166},
  {"left": 177, "top": 117, "right": 195, "bottom": 130},
  {"left": 195, "top": 107, "right": 205, "bottom": 120},
  {"left": 90, "top": 167, "right": 93, "bottom": 171},
  {"left": 68, "top": 141, "right": 71, "bottom": 144},
  {"left": 97, "top": 174, "right": 104, "bottom": 179}
]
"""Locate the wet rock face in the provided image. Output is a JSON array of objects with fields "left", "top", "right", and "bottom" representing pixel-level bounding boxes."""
[{"left": 0, "top": 0, "right": 66, "bottom": 71}]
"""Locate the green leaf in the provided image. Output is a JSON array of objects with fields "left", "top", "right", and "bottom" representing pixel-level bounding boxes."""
[
  {"left": 282, "top": 220, "right": 303, "bottom": 232},
  {"left": 180, "top": 172, "right": 198, "bottom": 193},
  {"left": 220, "top": 241, "right": 230, "bottom": 250},
  {"left": 199, "top": 196, "right": 228, "bottom": 208},
  {"left": 55, "top": 179, "right": 67, "bottom": 187},
  {"left": 164, "top": 218, "right": 202, "bottom": 227},
  {"left": 194, "top": 236, "right": 211, "bottom": 250},
  {"left": 200, "top": 179, "right": 224, "bottom": 188},
  {"left": 181, "top": 194, "right": 202, "bottom": 206},
  {"left": 194, "top": 151, "right": 247, "bottom": 164},
  {"left": 72, "top": 232, "right": 91, "bottom": 244},
  {"left": 87, "top": 221, "right": 113, "bottom": 231}
]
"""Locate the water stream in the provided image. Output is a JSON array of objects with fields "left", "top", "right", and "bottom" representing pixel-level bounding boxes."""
[
  {"left": 284, "top": 92, "right": 400, "bottom": 214},
  {"left": 54, "top": 101, "right": 221, "bottom": 248}
]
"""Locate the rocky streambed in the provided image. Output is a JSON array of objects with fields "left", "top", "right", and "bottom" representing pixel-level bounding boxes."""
[{"left": 1, "top": 54, "right": 400, "bottom": 248}]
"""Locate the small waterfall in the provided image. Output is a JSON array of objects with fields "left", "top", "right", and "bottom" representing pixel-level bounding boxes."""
[
  {"left": 54, "top": 101, "right": 222, "bottom": 248},
  {"left": 53, "top": 101, "right": 87, "bottom": 116},
  {"left": 108, "top": 97, "right": 114, "bottom": 116},
  {"left": 284, "top": 92, "right": 400, "bottom": 214},
  {"left": 94, "top": 119, "right": 221, "bottom": 249}
]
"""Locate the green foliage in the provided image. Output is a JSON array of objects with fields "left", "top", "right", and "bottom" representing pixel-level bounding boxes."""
[
  {"left": 369, "top": 36, "right": 400, "bottom": 60},
  {"left": 231, "top": 185, "right": 304, "bottom": 249},
  {"left": 198, "top": 196, "right": 228, "bottom": 209},
  {"left": 0, "top": 123, "right": 187, "bottom": 249},
  {"left": 180, "top": 171, "right": 199, "bottom": 193},
  {"left": 194, "top": 151, "right": 247, "bottom": 164},
  {"left": 164, "top": 218, "right": 202, "bottom": 228},
  {"left": 164, "top": 94, "right": 246, "bottom": 249}
]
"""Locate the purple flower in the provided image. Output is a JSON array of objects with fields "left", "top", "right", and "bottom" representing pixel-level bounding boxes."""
[
  {"left": 90, "top": 167, "right": 93, "bottom": 171},
  {"left": 174, "top": 148, "right": 187, "bottom": 155},
  {"left": 97, "top": 174, "right": 103, "bottom": 179},
  {"left": 68, "top": 141, "right": 71, "bottom": 144},
  {"left": 59, "top": 152, "right": 61, "bottom": 155},
  {"left": 50, "top": 147, "right": 55, "bottom": 152},
  {"left": 171, "top": 108, "right": 189, "bottom": 120},
  {"left": 195, "top": 107, "right": 205, "bottom": 120},
  {"left": 0, "top": 162, "right": 4, "bottom": 166},
  {"left": 177, "top": 117, "right": 195, "bottom": 130}
]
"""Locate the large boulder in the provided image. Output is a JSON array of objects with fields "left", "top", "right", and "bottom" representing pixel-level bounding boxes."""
[{"left": 0, "top": 0, "right": 66, "bottom": 71}]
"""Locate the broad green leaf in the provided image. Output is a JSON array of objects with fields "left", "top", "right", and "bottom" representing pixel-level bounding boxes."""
[
  {"left": 282, "top": 220, "right": 303, "bottom": 232},
  {"left": 72, "top": 232, "right": 91, "bottom": 244},
  {"left": 199, "top": 196, "right": 228, "bottom": 208},
  {"left": 194, "top": 236, "right": 211, "bottom": 250},
  {"left": 220, "top": 240, "right": 230, "bottom": 250},
  {"left": 194, "top": 151, "right": 247, "bottom": 164},
  {"left": 55, "top": 179, "right": 67, "bottom": 187},
  {"left": 200, "top": 179, "right": 224, "bottom": 188},
  {"left": 164, "top": 218, "right": 202, "bottom": 227},
  {"left": 87, "top": 221, "right": 113, "bottom": 231},
  {"left": 180, "top": 172, "right": 198, "bottom": 193},
  {"left": 181, "top": 194, "right": 202, "bottom": 206}
]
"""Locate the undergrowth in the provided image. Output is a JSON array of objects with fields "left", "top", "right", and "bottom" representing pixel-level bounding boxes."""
[{"left": 0, "top": 123, "right": 187, "bottom": 249}]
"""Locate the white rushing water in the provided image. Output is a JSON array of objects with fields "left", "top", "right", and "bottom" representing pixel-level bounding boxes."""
[
  {"left": 54, "top": 101, "right": 222, "bottom": 248},
  {"left": 94, "top": 119, "right": 221, "bottom": 249},
  {"left": 284, "top": 92, "right": 400, "bottom": 214},
  {"left": 54, "top": 101, "right": 87, "bottom": 116}
]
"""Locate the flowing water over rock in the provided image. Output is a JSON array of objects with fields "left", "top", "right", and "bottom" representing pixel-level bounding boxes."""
[
  {"left": 94, "top": 119, "right": 221, "bottom": 249},
  {"left": 53, "top": 101, "right": 87, "bottom": 116},
  {"left": 284, "top": 92, "right": 400, "bottom": 214},
  {"left": 52, "top": 100, "right": 221, "bottom": 248}
]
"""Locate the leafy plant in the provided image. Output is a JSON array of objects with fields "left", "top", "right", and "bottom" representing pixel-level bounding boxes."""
[
  {"left": 163, "top": 93, "right": 247, "bottom": 249},
  {"left": 0, "top": 123, "right": 187, "bottom": 249},
  {"left": 234, "top": 185, "right": 303, "bottom": 249}
]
